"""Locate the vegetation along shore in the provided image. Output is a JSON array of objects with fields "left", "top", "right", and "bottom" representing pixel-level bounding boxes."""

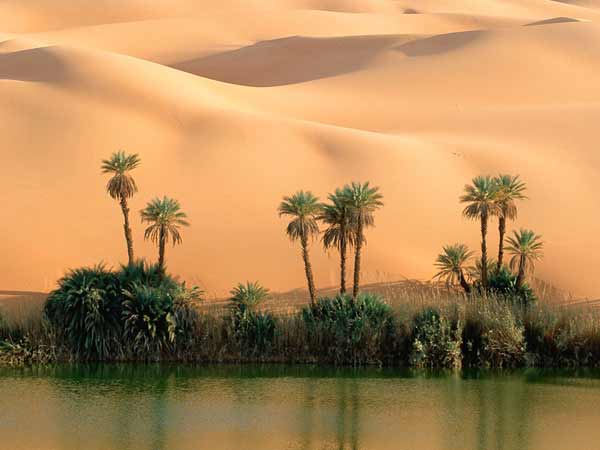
[{"left": 1, "top": 152, "right": 598, "bottom": 368}]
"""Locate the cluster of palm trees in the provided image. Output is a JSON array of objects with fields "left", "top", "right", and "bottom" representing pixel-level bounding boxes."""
[
  {"left": 278, "top": 182, "right": 384, "bottom": 305},
  {"left": 435, "top": 175, "right": 544, "bottom": 293},
  {"left": 101, "top": 151, "right": 189, "bottom": 272}
]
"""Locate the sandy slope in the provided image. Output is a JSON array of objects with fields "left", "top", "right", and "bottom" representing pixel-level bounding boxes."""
[{"left": 1, "top": 0, "right": 600, "bottom": 298}]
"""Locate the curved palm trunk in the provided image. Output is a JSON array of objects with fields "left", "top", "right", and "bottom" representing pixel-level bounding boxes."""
[
  {"left": 480, "top": 212, "right": 489, "bottom": 288},
  {"left": 301, "top": 233, "right": 317, "bottom": 306},
  {"left": 352, "top": 218, "right": 364, "bottom": 300},
  {"left": 119, "top": 196, "right": 135, "bottom": 265},
  {"left": 158, "top": 227, "right": 166, "bottom": 274},
  {"left": 459, "top": 270, "right": 471, "bottom": 294},
  {"left": 516, "top": 255, "right": 526, "bottom": 290},
  {"left": 497, "top": 215, "right": 506, "bottom": 273},
  {"left": 339, "top": 221, "right": 347, "bottom": 295}
]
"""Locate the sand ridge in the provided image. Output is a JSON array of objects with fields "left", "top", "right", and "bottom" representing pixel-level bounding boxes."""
[{"left": 1, "top": 0, "right": 599, "bottom": 298}]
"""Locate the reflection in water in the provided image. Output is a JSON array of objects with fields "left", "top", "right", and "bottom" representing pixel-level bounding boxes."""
[{"left": 1, "top": 365, "right": 600, "bottom": 450}]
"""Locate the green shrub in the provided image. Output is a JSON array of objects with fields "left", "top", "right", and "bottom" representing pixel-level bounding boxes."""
[
  {"left": 487, "top": 267, "right": 537, "bottom": 305},
  {"left": 410, "top": 307, "right": 462, "bottom": 369},
  {"left": 463, "top": 302, "right": 525, "bottom": 368},
  {"left": 44, "top": 265, "right": 122, "bottom": 361},
  {"left": 302, "top": 293, "right": 396, "bottom": 366},
  {"left": 121, "top": 284, "right": 177, "bottom": 359},
  {"left": 226, "top": 282, "right": 276, "bottom": 358},
  {"left": 229, "top": 309, "right": 277, "bottom": 358}
]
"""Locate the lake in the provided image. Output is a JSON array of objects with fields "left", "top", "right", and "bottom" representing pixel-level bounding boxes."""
[{"left": 1, "top": 365, "right": 599, "bottom": 450}]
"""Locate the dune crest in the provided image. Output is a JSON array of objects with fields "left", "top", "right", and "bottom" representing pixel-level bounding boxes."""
[{"left": 1, "top": 0, "right": 600, "bottom": 299}]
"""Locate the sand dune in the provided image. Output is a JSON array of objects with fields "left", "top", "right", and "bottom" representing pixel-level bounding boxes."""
[{"left": 1, "top": 1, "right": 600, "bottom": 298}]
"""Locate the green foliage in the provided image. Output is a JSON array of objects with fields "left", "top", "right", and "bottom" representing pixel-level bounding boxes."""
[
  {"left": 227, "top": 281, "right": 275, "bottom": 357},
  {"left": 302, "top": 293, "right": 396, "bottom": 366},
  {"left": 229, "top": 282, "right": 270, "bottom": 313},
  {"left": 44, "top": 265, "right": 122, "bottom": 361},
  {"left": 122, "top": 284, "right": 177, "bottom": 359},
  {"left": 0, "top": 338, "right": 55, "bottom": 366},
  {"left": 140, "top": 196, "right": 190, "bottom": 246},
  {"left": 43, "top": 263, "right": 201, "bottom": 362},
  {"left": 410, "top": 307, "right": 462, "bottom": 369},
  {"left": 487, "top": 267, "right": 537, "bottom": 305},
  {"left": 230, "top": 309, "right": 277, "bottom": 358},
  {"left": 101, "top": 150, "right": 140, "bottom": 200},
  {"left": 278, "top": 190, "right": 322, "bottom": 242},
  {"left": 463, "top": 302, "right": 525, "bottom": 368}
]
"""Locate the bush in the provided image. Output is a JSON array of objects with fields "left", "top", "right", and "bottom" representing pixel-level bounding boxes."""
[
  {"left": 44, "top": 265, "right": 122, "bottom": 361},
  {"left": 229, "top": 309, "right": 277, "bottom": 358},
  {"left": 463, "top": 301, "right": 525, "bottom": 368},
  {"left": 302, "top": 294, "right": 396, "bottom": 366},
  {"left": 487, "top": 267, "right": 537, "bottom": 305},
  {"left": 121, "top": 284, "right": 177, "bottom": 359},
  {"left": 410, "top": 307, "right": 462, "bottom": 369},
  {"left": 43, "top": 262, "right": 201, "bottom": 362}
]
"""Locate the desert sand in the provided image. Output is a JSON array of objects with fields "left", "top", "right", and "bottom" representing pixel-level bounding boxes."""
[{"left": 1, "top": 0, "right": 600, "bottom": 298}]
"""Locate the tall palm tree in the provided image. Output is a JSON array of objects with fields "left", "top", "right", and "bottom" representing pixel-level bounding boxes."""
[
  {"left": 460, "top": 176, "right": 501, "bottom": 288},
  {"left": 319, "top": 188, "right": 357, "bottom": 295},
  {"left": 340, "top": 182, "right": 384, "bottom": 299},
  {"left": 505, "top": 229, "right": 544, "bottom": 289},
  {"left": 140, "top": 197, "right": 189, "bottom": 272},
  {"left": 101, "top": 151, "right": 141, "bottom": 266},
  {"left": 494, "top": 174, "right": 527, "bottom": 272},
  {"left": 434, "top": 244, "right": 473, "bottom": 294},
  {"left": 278, "top": 191, "right": 322, "bottom": 305}
]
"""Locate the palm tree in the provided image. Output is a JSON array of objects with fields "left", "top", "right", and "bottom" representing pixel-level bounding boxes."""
[
  {"left": 230, "top": 281, "right": 270, "bottom": 313},
  {"left": 434, "top": 244, "right": 474, "bottom": 294},
  {"left": 505, "top": 229, "right": 544, "bottom": 289},
  {"left": 340, "top": 182, "right": 384, "bottom": 299},
  {"left": 494, "top": 174, "right": 527, "bottom": 272},
  {"left": 278, "top": 191, "right": 322, "bottom": 305},
  {"left": 140, "top": 197, "right": 190, "bottom": 272},
  {"left": 101, "top": 151, "right": 141, "bottom": 266},
  {"left": 319, "top": 188, "right": 357, "bottom": 295},
  {"left": 460, "top": 176, "right": 501, "bottom": 288}
]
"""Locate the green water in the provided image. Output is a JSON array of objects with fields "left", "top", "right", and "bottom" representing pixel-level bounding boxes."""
[{"left": 1, "top": 365, "right": 600, "bottom": 450}]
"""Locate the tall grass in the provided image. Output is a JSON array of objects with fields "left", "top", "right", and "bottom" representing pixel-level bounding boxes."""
[{"left": 2, "top": 275, "right": 600, "bottom": 368}]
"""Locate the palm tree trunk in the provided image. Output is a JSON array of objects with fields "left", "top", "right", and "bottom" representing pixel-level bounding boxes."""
[
  {"left": 158, "top": 227, "right": 166, "bottom": 273},
  {"left": 301, "top": 233, "right": 317, "bottom": 306},
  {"left": 352, "top": 218, "right": 364, "bottom": 300},
  {"left": 497, "top": 216, "right": 506, "bottom": 273},
  {"left": 340, "top": 221, "right": 347, "bottom": 295},
  {"left": 119, "top": 196, "right": 135, "bottom": 266},
  {"left": 480, "top": 212, "right": 489, "bottom": 288},
  {"left": 516, "top": 255, "right": 526, "bottom": 290},
  {"left": 459, "top": 270, "right": 471, "bottom": 294}
]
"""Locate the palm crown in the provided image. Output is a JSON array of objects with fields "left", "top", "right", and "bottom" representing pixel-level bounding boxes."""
[
  {"left": 101, "top": 151, "right": 141, "bottom": 200},
  {"left": 460, "top": 176, "right": 501, "bottom": 220},
  {"left": 319, "top": 189, "right": 357, "bottom": 251},
  {"left": 140, "top": 197, "right": 190, "bottom": 246},
  {"left": 506, "top": 229, "right": 544, "bottom": 275},
  {"left": 434, "top": 244, "right": 473, "bottom": 286},
  {"left": 495, "top": 174, "right": 527, "bottom": 220},
  {"left": 339, "top": 181, "right": 383, "bottom": 229},
  {"left": 278, "top": 191, "right": 321, "bottom": 241},
  {"left": 230, "top": 281, "right": 270, "bottom": 312}
]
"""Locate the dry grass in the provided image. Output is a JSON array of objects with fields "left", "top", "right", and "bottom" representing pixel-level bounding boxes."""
[{"left": 0, "top": 291, "right": 47, "bottom": 338}]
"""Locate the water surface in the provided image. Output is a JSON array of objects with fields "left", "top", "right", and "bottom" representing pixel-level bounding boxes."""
[{"left": 1, "top": 365, "right": 599, "bottom": 450}]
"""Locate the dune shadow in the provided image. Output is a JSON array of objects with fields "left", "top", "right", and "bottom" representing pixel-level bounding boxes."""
[
  {"left": 524, "top": 17, "right": 581, "bottom": 26},
  {"left": 393, "top": 30, "right": 484, "bottom": 57},
  {"left": 0, "top": 46, "right": 67, "bottom": 82},
  {"left": 170, "top": 35, "right": 407, "bottom": 87}
]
